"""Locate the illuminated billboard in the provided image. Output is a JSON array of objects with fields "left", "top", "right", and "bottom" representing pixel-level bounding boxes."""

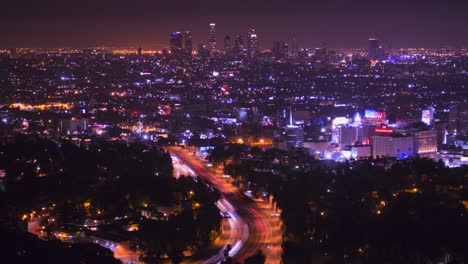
[
  {"left": 364, "top": 109, "right": 384, "bottom": 120},
  {"left": 199, "top": 146, "right": 214, "bottom": 154},
  {"left": 375, "top": 124, "right": 393, "bottom": 133},
  {"left": 364, "top": 109, "right": 377, "bottom": 119},
  {"left": 421, "top": 109, "right": 432, "bottom": 125},
  {"left": 332, "top": 117, "right": 349, "bottom": 128}
]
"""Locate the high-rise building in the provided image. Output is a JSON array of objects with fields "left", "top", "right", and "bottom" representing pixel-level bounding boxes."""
[
  {"left": 368, "top": 38, "right": 385, "bottom": 61},
  {"left": 285, "top": 109, "right": 304, "bottom": 150},
  {"left": 314, "top": 42, "right": 328, "bottom": 62},
  {"left": 272, "top": 41, "right": 288, "bottom": 59},
  {"left": 224, "top": 35, "right": 232, "bottom": 54},
  {"left": 247, "top": 28, "right": 258, "bottom": 57},
  {"left": 414, "top": 130, "right": 438, "bottom": 157},
  {"left": 184, "top": 31, "right": 193, "bottom": 54},
  {"left": 286, "top": 126, "right": 304, "bottom": 150},
  {"left": 289, "top": 35, "right": 299, "bottom": 58},
  {"left": 209, "top": 23, "right": 217, "bottom": 52},
  {"left": 169, "top": 31, "right": 192, "bottom": 54},
  {"left": 233, "top": 35, "right": 245, "bottom": 55},
  {"left": 170, "top": 32, "right": 183, "bottom": 51},
  {"left": 368, "top": 38, "right": 379, "bottom": 59},
  {"left": 448, "top": 100, "right": 468, "bottom": 136},
  {"left": 198, "top": 43, "right": 210, "bottom": 59},
  {"left": 372, "top": 133, "right": 414, "bottom": 158},
  {"left": 338, "top": 126, "right": 362, "bottom": 146}
]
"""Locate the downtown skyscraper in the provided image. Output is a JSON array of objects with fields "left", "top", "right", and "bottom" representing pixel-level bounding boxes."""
[
  {"left": 169, "top": 31, "right": 192, "bottom": 54},
  {"left": 224, "top": 35, "right": 232, "bottom": 54},
  {"left": 169, "top": 32, "right": 183, "bottom": 50},
  {"left": 184, "top": 31, "right": 192, "bottom": 54},
  {"left": 209, "top": 23, "right": 217, "bottom": 53},
  {"left": 247, "top": 28, "right": 258, "bottom": 57},
  {"left": 368, "top": 38, "right": 385, "bottom": 61}
]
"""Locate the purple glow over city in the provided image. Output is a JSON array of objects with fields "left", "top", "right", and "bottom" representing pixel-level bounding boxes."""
[{"left": 0, "top": 1, "right": 467, "bottom": 264}]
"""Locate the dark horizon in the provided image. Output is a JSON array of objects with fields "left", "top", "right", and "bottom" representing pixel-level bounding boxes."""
[{"left": 1, "top": 0, "right": 467, "bottom": 49}]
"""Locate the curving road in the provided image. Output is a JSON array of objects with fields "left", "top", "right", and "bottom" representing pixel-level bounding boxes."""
[{"left": 167, "top": 146, "right": 282, "bottom": 264}]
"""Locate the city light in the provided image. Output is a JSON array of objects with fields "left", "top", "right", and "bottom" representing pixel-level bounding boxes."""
[{"left": 2, "top": 6, "right": 467, "bottom": 264}]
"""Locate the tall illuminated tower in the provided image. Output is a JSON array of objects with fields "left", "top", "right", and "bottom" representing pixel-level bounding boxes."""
[
  {"left": 209, "top": 23, "right": 217, "bottom": 52},
  {"left": 247, "top": 28, "right": 258, "bottom": 57}
]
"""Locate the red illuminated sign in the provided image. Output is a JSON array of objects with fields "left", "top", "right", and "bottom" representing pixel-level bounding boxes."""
[
  {"left": 375, "top": 128, "right": 393, "bottom": 133},
  {"left": 376, "top": 112, "right": 384, "bottom": 120}
]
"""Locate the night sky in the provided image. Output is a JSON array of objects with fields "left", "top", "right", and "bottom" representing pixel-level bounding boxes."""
[{"left": 1, "top": 0, "right": 467, "bottom": 49}]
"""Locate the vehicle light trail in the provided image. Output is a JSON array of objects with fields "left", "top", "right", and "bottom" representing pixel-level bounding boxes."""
[{"left": 167, "top": 146, "right": 282, "bottom": 264}]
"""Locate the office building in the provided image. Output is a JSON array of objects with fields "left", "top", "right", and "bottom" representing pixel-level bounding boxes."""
[
  {"left": 233, "top": 35, "right": 245, "bottom": 55},
  {"left": 314, "top": 42, "right": 328, "bottom": 62},
  {"left": 170, "top": 31, "right": 193, "bottom": 54},
  {"left": 285, "top": 110, "right": 304, "bottom": 150},
  {"left": 60, "top": 118, "right": 89, "bottom": 133},
  {"left": 272, "top": 41, "right": 288, "bottom": 59},
  {"left": 247, "top": 28, "right": 258, "bottom": 57},
  {"left": 414, "top": 130, "right": 438, "bottom": 157},
  {"left": 448, "top": 101, "right": 468, "bottom": 136},
  {"left": 170, "top": 32, "right": 183, "bottom": 51},
  {"left": 289, "top": 35, "right": 299, "bottom": 58},
  {"left": 209, "top": 23, "right": 217, "bottom": 52},
  {"left": 184, "top": 31, "right": 193, "bottom": 54},
  {"left": 198, "top": 43, "right": 210, "bottom": 58},
  {"left": 340, "top": 126, "right": 362, "bottom": 146},
  {"left": 224, "top": 35, "right": 232, "bottom": 54},
  {"left": 368, "top": 38, "right": 385, "bottom": 61},
  {"left": 286, "top": 125, "right": 304, "bottom": 150},
  {"left": 372, "top": 134, "right": 414, "bottom": 158}
]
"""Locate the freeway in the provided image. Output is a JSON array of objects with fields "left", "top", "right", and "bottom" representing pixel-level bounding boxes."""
[{"left": 167, "top": 146, "right": 282, "bottom": 264}]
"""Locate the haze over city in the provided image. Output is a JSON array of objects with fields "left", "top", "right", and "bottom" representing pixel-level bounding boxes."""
[{"left": 1, "top": 0, "right": 467, "bottom": 48}]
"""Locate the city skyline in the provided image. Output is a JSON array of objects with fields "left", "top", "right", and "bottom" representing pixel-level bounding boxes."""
[
  {"left": 1, "top": 1, "right": 468, "bottom": 264},
  {"left": 1, "top": 0, "right": 467, "bottom": 49}
]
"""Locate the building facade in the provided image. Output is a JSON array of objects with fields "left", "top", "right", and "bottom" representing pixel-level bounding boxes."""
[
  {"left": 372, "top": 134, "right": 414, "bottom": 158},
  {"left": 414, "top": 130, "right": 438, "bottom": 157}
]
